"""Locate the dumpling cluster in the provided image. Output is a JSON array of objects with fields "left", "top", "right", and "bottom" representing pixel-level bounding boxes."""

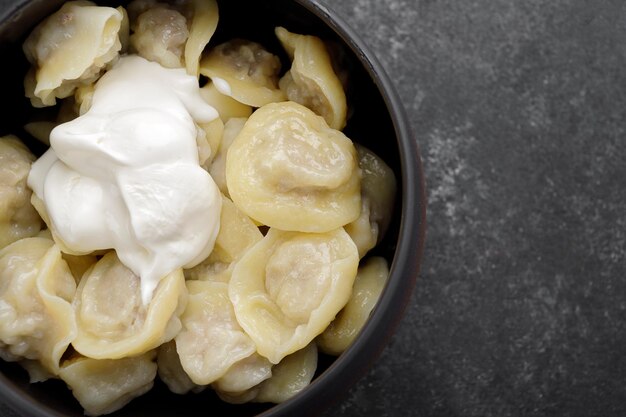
[{"left": 4, "top": 1, "right": 398, "bottom": 416}]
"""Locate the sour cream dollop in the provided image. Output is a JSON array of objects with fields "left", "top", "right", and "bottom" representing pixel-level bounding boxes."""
[{"left": 28, "top": 55, "right": 222, "bottom": 304}]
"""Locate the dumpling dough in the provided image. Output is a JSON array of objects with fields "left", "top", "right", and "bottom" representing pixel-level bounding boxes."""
[
  {"left": 23, "top": 1, "right": 125, "bottom": 107},
  {"left": 229, "top": 228, "right": 358, "bottom": 364},
  {"left": 0, "top": 237, "right": 76, "bottom": 375},
  {"left": 200, "top": 39, "right": 286, "bottom": 107},
  {"left": 130, "top": 5, "right": 189, "bottom": 68},
  {"left": 197, "top": 117, "right": 224, "bottom": 168},
  {"left": 128, "top": 0, "right": 218, "bottom": 75},
  {"left": 275, "top": 27, "right": 347, "bottom": 130},
  {"left": 176, "top": 281, "right": 256, "bottom": 385},
  {"left": 209, "top": 117, "right": 247, "bottom": 197},
  {"left": 200, "top": 82, "right": 253, "bottom": 122},
  {"left": 317, "top": 256, "right": 389, "bottom": 355},
  {"left": 213, "top": 353, "right": 272, "bottom": 394},
  {"left": 59, "top": 352, "right": 157, "bottom": 416},
  {"left": 0, "top": 136, "right": 42, "bottom": 250},
  {"left": 184, "top": 0, "right": 219, "bottom": 76},
  {"left": 226, "top": 102, "right": 361, "bottom": 233},
  {"left": 157, "top": 340, "right": 203, "bottom": 395},
  {"left": 184, "top": 195, "right": 262, "bottom": 283},
  {"left": 345, "top": 145, "right": 397, "bottom": 257},
  {"left": 72, "top": 252, "right": 187, "bottom": 359},
  {"left": 255, "top": 342, "right": 318, "bottom": 403}
]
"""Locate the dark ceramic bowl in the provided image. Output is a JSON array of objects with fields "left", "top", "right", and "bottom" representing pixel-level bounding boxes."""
[{"left": 0, "top": 0, "right": 426, "bottom": 416}]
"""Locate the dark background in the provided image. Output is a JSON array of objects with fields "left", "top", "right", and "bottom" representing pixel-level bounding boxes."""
[{"left": 3, "top": 0, "right": 626, "bottom": 416}]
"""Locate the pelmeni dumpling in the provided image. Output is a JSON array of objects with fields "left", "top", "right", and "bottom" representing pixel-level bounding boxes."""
[
  {"left": 176, "top": 281, "right": 257, "bottom": 385},
  {"left": 200, "top": 39, "right": 286, "bottom": 107},
  {"left": 130, "top": 5, "right": 189, "bottom": 68},
  {"left": 72, "top": 252, "right": 187, "bottom": 359},
  {"left": 255, "top": 342, "right": 318, "bottom": 404},
  {"left": 22, "top": 1, "right": 126, "bottom": 107},
  {"left": 0, "top": 136, "right": 42, "bottom": 250},
  {"left": 59, "top": 352, "right": 157, "bottom": 416},
  {"left": 184, "top": 0, "right": 219, "bottom": 76},
  {"left": 184, "top": 195, "right": 262, "bottom": 283},
  {"left": 157, "top": 340, "right": 203, "bottom": 395},
  {"left": 213, "top": 353, "right": 272, "bottom": 394},
  {"left": 226, "top": 102, "right": 361, "bottom": 233},
  {"left": 197, "top": 117, "right": 224, "bottom": 168},
  {"left": 200, "top": 82, "right": 253, "bottom": 122},
  {"left": 0, "top": 237, "right": 76, "bottom": 375},
  {"left": 229, "top": 228, "right": 359, "bottom": 364},
  {"left": 62, "top": 252, "right": 99, "bottom": 283},
  {"left": 209, "top": 117, "right": 247, "bottom": 196},
  {"left": 345, "top": 145, "right": 397, "bottom": 257},
  {"left": 275, "top": 27, "right": 347, "bottom": 130},
  {"left": 318, "top": 256, "right": 388, "bottom": 355},
  {"left": 128, "top": 0, "right": 217, "bottom": 75}
]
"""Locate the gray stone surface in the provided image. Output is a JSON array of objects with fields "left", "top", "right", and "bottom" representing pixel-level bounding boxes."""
[{"left": 3, "top": 0, "right": 626, "bottom": 416}]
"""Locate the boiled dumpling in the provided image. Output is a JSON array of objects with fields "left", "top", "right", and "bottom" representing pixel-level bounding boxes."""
[
  {"left": 176, "top": 281, "right": 256, "bottom": 385},
  {"left": 200, "top": 82, "right": 253, "bottom": 122},
  {"left": 226, "top": 102, "right": 361, "bottom": 233},
  {"left": 197, "top": 117, "right": 224, "bottom": 168},
  {"left": 345, "top": 145, "right": 397, "bottom": 257},
  {"left": 275, "top": 27, "right": 347, "bottom": 130},
  {"left": 128, "top": 0, "right": 217, "bottom": 74},
  {"left": 255, "top": 342, "right": 318, "bottom": 403},
  {"left": 130, "top": 5, "right": 189, "bottom": 68},
  {"left": 23, "top": 1, "right": 125, "bottom": 107},
  {"left": 213, "top": 353, "right": 272, "bottom": 394},
  {"left": 184, "top": 0, "right": 219, "bottom": 76},
  {"left": 229, "top": 228, "right": 358, "bottom": 364},
  {"left": 0, "top": 136, "right": 42, "bottom": 250},
  {"left": 72, "top": 252, "right": 187, "bottom": 359},
  {"left": 59, "top": 352, "right": 157, "bottom": 416},
  {"left": 184, "top": 195, "right": 261, "bottom": 282},
  {"left": 200, "top": 39, "right": 286, "bottom": 107},
  {"left": 317, "top": 256, "right": 388, "bottom": 355},
  {"left": 209, "top": 117, "right": 246, "bottom": 196},
  {"left": 0, "top": 237, "right": 76, "bottom": 375},
  {"left": 157, "top": 340, "right": 203, "bottom": 395}
]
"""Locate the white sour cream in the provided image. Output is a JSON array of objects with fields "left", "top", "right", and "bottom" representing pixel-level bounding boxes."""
[{"left": 28, "top": 55, "right": 222, "bottom": 304}]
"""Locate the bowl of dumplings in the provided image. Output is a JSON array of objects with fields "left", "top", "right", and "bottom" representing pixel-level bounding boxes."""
[{"left": 0, "top": 0, "right": 425, "bottom": 416}]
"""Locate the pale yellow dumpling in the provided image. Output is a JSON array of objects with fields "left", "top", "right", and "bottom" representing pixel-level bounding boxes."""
[
  {"left": 229, "top": 228, "right": 358, "bottom": 364},
  {"left": 157, "top": 340, "right": 203, "bottom": 395},
  {"left": 130, "top": 5, "right": 189, "bottom": 68},
  {"left": 255, "top": 342, "right": 318, "bottom": 404},
  {"left": 0, "top": 136, "right": 42, "bottom": 250},
  {"left": 176, "top": 281, "right": 257, "bottom": 385},
  {"left": 72, "top": 252, "right": 187, "bottom": 359},
  {"left": 275, "top": 27, "right": 347, "bottom": 130},
  {"left": 23, "top": 1, "right": 126, "bottom": 107},
  {"left": 226, "top": 102, "right": 361, "bottom": 233},
  {"left": 197, "top": 117, "right": 224, "bottom": 168},
  {"left": 184, "top": 0, "right": 219, "bottom": 76},
  {"left": 318, "top": 256, "right": 389, "bottom": 355},
  {"left": 128, "top": 0, "right": 217, "bottom": 74},
  {"left": 209, "top": 117, "right": 247, "bottom": 197},
  {"left": 59, "top": 352, "right": 157, "bottom": 416},
  {"left": 345, "top": 144, "right": 397, "bottom": 257},
  {"left": 200, "top": 82, "right": 253, "bottom": 122},
  {"left": 0, "top": 237, "right": 76, "bottom": 375},
  {"left": 200, "top": 39, "right": 286, "bottom": 107},
  {"left": 213, "top": 353, "right": 272, "bottom": 394}
]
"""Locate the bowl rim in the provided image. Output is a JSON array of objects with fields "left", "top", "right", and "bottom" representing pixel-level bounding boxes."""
[
  {"left": 257, "top": 1, "right": 426, "bottom": 416},
  {"left": 0, "top": 0, "right": 427, "bottom": 416}
]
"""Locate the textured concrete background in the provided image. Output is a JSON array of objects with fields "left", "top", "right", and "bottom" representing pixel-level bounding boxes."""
[{"left": 3, "top": 0, "right": 626, "bottom": 416}]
